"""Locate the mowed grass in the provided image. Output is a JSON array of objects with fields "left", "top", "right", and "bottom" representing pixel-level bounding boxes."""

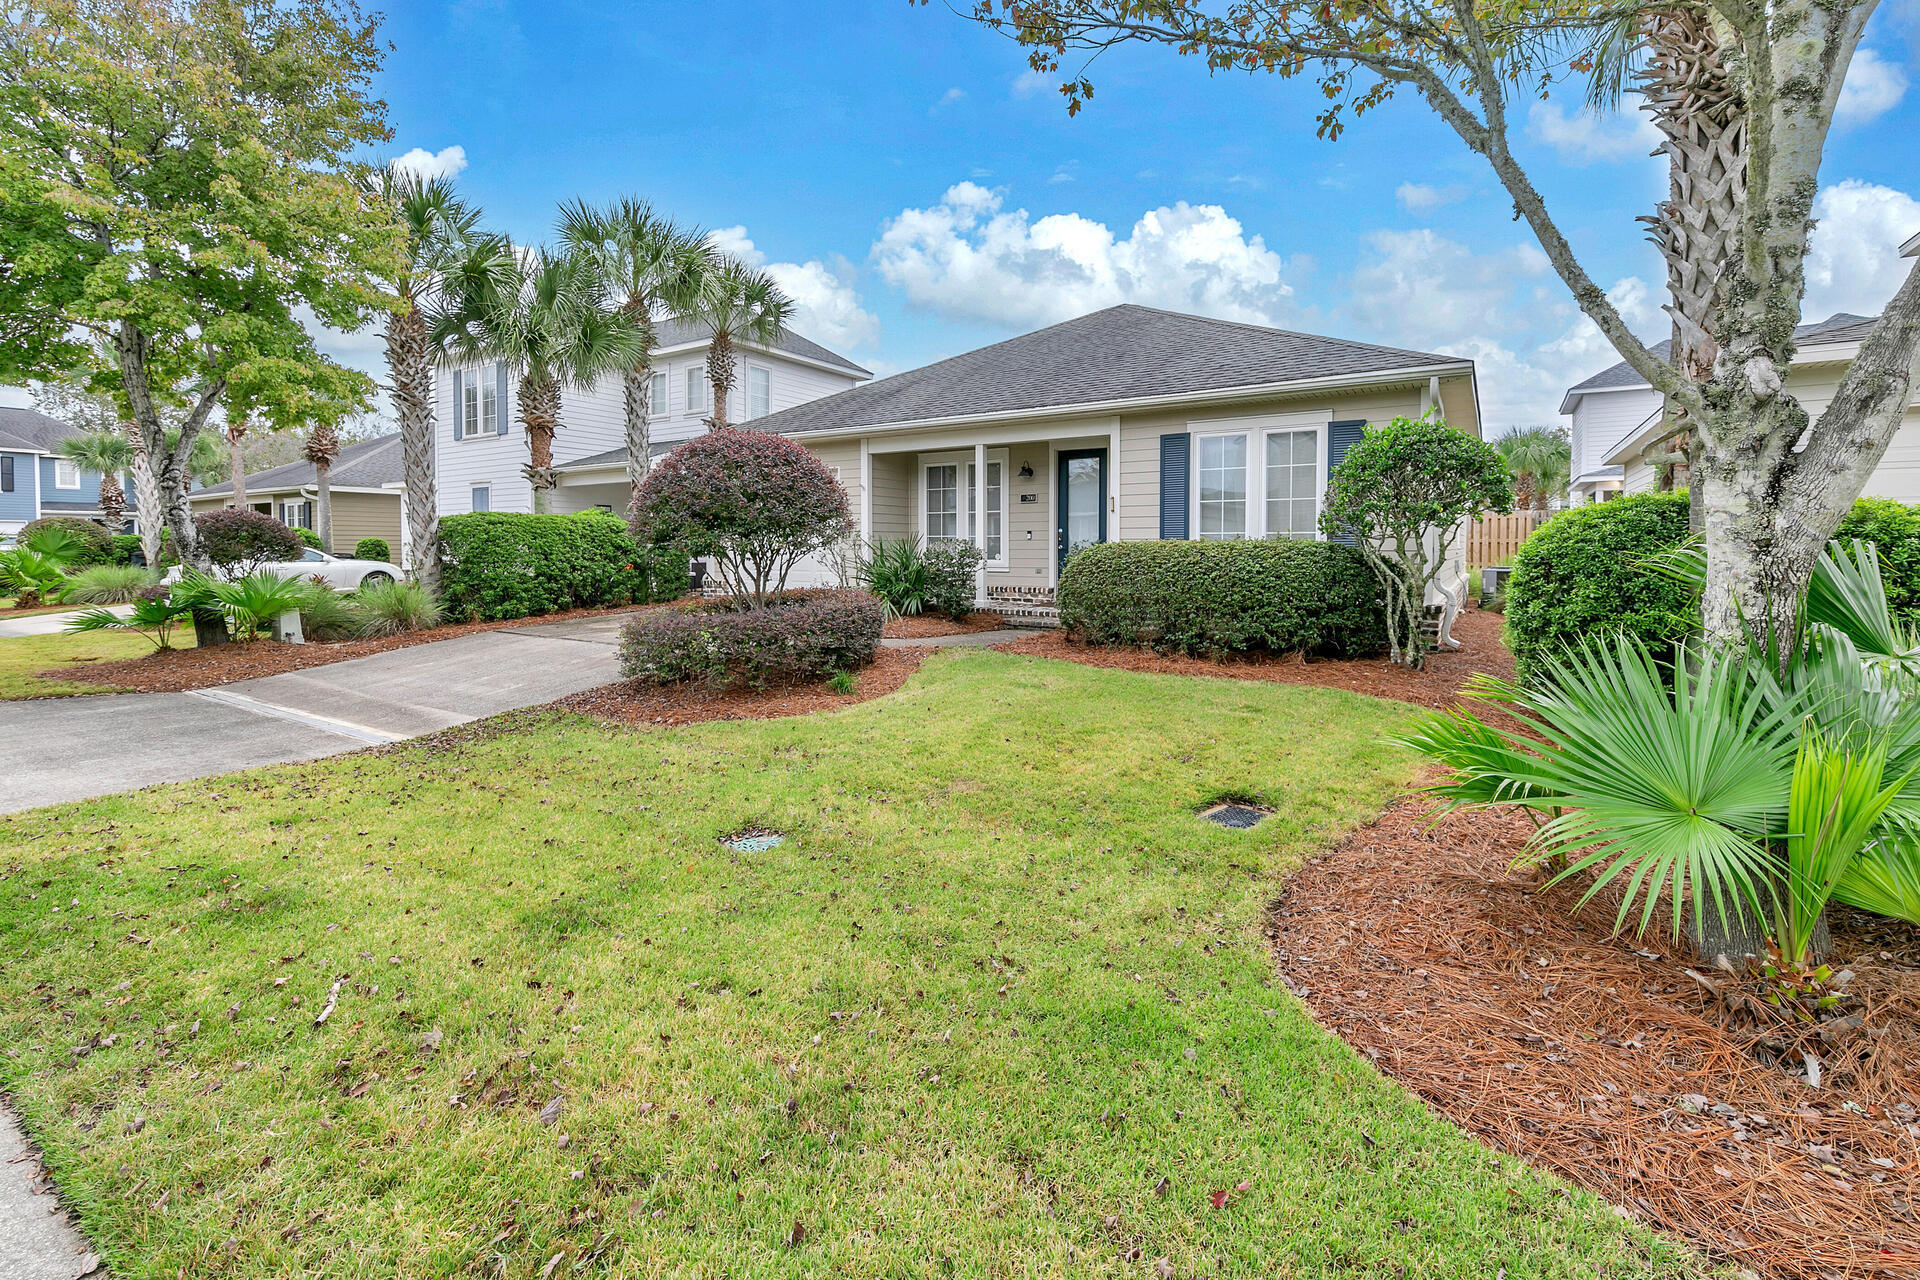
[
  {"left": 0, "top": 650, "right": 1708, "bottom": 1278},
  {"left": 0, "top": 627, "right": 169, "bottom": 698}
]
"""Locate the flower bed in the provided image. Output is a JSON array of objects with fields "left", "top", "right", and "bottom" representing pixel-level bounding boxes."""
[{"left": 617, "top": 590, "right": 882, "bottom": 688}]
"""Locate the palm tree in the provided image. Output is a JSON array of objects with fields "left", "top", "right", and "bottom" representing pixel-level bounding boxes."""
[
  {"left": 437, "top": 244, "right": 644, "bottom": 512},
  {"left": 363, "top": 166, "right": 484, "bottom": 594},
  {"left": 304, "top": 418, "right": 340, "bottom": 552},
  {"left": 687, "top": 257, "right": 793, "bottom": 429},
  {"left": 557, "top": 197, "right": 714, "bottom": 501},
  {"left": 1494, "top": 426, "right": 1572, "bottom": 513},
  {"left": 56, "top": 431, "right": 133, "bottom": 529}
]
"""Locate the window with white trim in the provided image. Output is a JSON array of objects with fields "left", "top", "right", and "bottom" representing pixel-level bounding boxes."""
[
  {"left": 462, "top": 365, "right": 499, "bottom": 439},
  {"left": 471, "top": 484, "right": 491, "bottom": 513},
  {"left": 278, "top": 499, "right": 313, "bottom": 529},
  {"left": 1193, "top": 417, "right": 1328, "bottom": 542},
  {"left": 53, "top": 458, "right": 80, "bottom": 489},
  {"left": 686, "top": 367, "right": 708, "bottom": 414},
  {"left": 650, "top": 371, "right": 668, "bottom": 414},
  {"left": 747, "top": 366, "right": 771, "bottom": 420},
  {"left": 924, "top": 463, "right": 959, "bottom": 540},
  {"left": 921, "top": 451, "right": 1009, "bottom": 568}
]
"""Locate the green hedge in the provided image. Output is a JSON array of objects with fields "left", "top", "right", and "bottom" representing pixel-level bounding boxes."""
[
  {"left": 438, "top": 512, "right": 684, "bottom": 622},
  {"left": 18, "top": 516, "right": 113, "bottom": 565},
  {"left": 1504, "top": 491, "right": 1693, "bottom": 684},
  {"left": 1056, "top": 539, "right": 1389, "bottom": 657},
  {"left": 1836, "top": 497, "right": 1920, "bottom": 632},
  {"left": 295, "top": 526, "right": 324, "bottom": 551},
  {"left": 353, "top": 537, "right": 391, "bottom": 563}
]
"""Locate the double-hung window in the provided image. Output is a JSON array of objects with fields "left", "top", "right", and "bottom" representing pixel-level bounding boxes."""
[
  {"left": 53, "top": 458, "right": 81, "bottom": 489},
  {"left": 462, "top": 365, "right": 499, "bottom": 439},
  {"left": 921, "top": 450, "right": 1009, "bottom": 568},
  {"left": 650, "top": 371, "right": 669, "bottom": 415},
  {"left": 1193, "top": 417, "right": 1327, "bottom": 541},
  {"left": 686, "top": 367, "right": 708, "bottom": 414},
  {"left": 747, "top": 366, "right": 771, "bottom": 420}
]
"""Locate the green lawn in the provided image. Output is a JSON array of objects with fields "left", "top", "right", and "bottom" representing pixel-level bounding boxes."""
[
  {"left": 0, "top": 651, "right": 1708, "bottom": 1278},
  {"left": 0, "top": 628, "right": 164, "bottom": 698}
]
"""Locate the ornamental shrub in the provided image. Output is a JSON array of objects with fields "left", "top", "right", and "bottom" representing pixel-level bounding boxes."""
[
  {"left": 1504, "top": 490, "right": 1693, "bottom": 685},
  {"left": 352, "top": 537, "right": 391, "bottom": 563},
  {"left": 195, "top": 507, "right": 303, "bottom": 576},
  {"left": 294, "top": 525, "right": 324, "bottom": 551},
  {"left": 18, "top": 516, "right": 111, "bottom": 565},
  {"left": 923, "top": 540, "right": 984, "bottom": 620},
  {"left": 437, "top": 511, "right": 650, "bottom": 621},
  {"left": 1056, "top": 539, "right": 1389, "bottom": 658},
  {"left": 1836, "top": 497, "right": 1920, "bottom": 632},
  {"left": 632, "top": 428, "right": 850, "bottom": 607},
  {"left": 618, "top": 590, "right": 883, "bottom": 687},
  {"left": 109, "top": 534, "right": 144, "bottom": 565}
]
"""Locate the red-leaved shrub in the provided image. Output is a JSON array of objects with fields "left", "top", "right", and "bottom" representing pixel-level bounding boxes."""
[
  {"left": 617, "top": 590, "right": 882, "bottom": 687},
  {"left": 195, "top": 507, "right": 303, "bottom": 576}
]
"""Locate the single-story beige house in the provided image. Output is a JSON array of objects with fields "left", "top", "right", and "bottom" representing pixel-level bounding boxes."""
[
  {"left": 190, "top": 433, "right": 405, "bottom": 557},
  {"left": 756, "top": 305, "right": 1483, "bottom": 623}
]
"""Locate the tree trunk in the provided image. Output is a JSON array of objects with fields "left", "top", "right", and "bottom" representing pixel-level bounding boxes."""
[
  {"left": 98, "top": 470, "right": 126, "bottom": 530},
  {"left": 315, "top": 462, "right": 332, "bottom": 553},
  {"left": 227, "top": 419, "right": 249, "bottom": 508},
  {"left": 386, "top": 306, "right": 440, "bottom": 595},
  {"left": 124, "top": 420, "right": 162, "bottom": 566},
  {"left": 622, "top": 302, "right": 656, "bottom": 509},
  {"left": 707, "top": 330, "right": 735, "bottom": 429},
  {"left": 519, "top": 372, "right": 562, "bottom": 514}
]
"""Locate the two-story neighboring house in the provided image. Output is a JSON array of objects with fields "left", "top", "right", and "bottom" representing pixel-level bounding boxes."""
[
  {"left": 1561, "top": 312, "right": 1920, "bottom": 503},
  {"left": 0, "top": 406, "right": 126, "bottom": 538},
  {"left": 431, "top": 318, "right": 870, "bottom": 523}
]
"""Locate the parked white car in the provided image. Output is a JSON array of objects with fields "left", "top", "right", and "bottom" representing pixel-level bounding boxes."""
[{"left": 165, "top": 548, "right": 402, "bottom": 591}]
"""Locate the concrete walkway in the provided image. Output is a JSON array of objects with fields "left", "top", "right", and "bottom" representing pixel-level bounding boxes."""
[
  {"left": 882, "top": 628, "right": 1028, "bottom": 648},
  {"left": 0, "top": 613, "right": 629, "bottom": 814},
  {"left": 0, "top": 1106, "right": 99, "bottom": 1279},
  {"left": 0, "top": 605, "right": 130, "bottom": 640}
]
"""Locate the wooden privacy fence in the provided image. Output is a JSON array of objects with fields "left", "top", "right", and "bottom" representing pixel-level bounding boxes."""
[{"left": 1466, "top": 509, "right": 1549, "bottom": 567}]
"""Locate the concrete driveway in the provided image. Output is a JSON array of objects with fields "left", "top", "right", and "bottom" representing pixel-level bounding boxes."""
[{"left": 0, "top": 613, "right": 629, "bottom": 814}]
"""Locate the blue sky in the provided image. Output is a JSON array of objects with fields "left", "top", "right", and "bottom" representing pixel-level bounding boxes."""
[{"left": 346, "top": 1, "right": 1917, "bottom": 430}]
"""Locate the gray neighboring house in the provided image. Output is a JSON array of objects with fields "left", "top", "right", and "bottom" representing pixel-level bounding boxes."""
[{"left": 191, "top": 433, "right": 405, "bottom": 557}]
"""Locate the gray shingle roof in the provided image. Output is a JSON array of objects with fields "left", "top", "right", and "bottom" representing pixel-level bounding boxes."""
[
  {"left": 756, "top": 305, "right": 1466, "bottom": 437},
  {"left": 0, "top": 406, "right": 82, "bottom": 453},
  {"left": 652, "top": 317, "right": 870, "bottom": 377},
  {"left": 194, "top": 433, "right": 403, "bottom": 498},
  {"left": 1565, "top": 313, "right": 1880, "bottom": 397}
]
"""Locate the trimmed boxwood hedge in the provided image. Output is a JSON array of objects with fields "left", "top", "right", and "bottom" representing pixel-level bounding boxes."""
[
  {"left": 353, "top": 537, "right": 391, "bottom": 563},
  {"left": 438, "top": 511, "right": 685, "bottom": 622},
  {"left": 618, "top": 590, "right": 883, "bottom": 687},
  {"left": 1504, "top": 491, "right": 1693, "bottom": 683},
  {"left": 1836, "top": 497, "right": 1920, "bottom": 632},
  {"left": 1055, "top": 539, "right": 1389, "bottom": 658}
]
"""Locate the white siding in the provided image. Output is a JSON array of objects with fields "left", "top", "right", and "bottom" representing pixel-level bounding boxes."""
[{"left": 1568, "top": 386, "right": 1659, "bottom": 481}]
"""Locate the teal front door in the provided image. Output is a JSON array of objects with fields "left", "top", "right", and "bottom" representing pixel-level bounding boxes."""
[{"left": 1056, "top": 449, "right": 1107, "bottom": 572}]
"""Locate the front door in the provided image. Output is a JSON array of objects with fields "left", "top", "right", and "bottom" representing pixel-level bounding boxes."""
[{"left": 1056, "top": 449, "right": 1107, "bottom": 571}]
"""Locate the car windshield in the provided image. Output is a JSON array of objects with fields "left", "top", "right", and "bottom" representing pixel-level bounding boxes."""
[{"left": 299, "top": 548, "right": 328, "bottom": 563}]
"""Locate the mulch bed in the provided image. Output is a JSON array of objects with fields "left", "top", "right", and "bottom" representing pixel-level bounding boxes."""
[
  {"left": 993, "top": 605, "right": 1512, "bottom": 710},
  {"left": 45, "top": 603, "right": 658, "bottom": 695},
  {"left": 0, "top": 601, "right": 76, "bottom": 619},
  {"left": 559, "top": 646, "right": 929, "bottom": 727},
  {"left": 882, "top": 610, "right": 1009, "bottom": 639}
]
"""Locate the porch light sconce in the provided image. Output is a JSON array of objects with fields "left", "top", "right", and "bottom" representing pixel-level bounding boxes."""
[{"left": 1017, "top": 461, "right": 1034, "bottom": 479}]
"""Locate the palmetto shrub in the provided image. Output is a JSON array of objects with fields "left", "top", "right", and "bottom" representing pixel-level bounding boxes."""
[
  {"left": 1504, "top": 491, "right": 1692, "bottom": 685},
  {"left": 352, "top": 579, "right": 443, "bottom": 638},
  {"left": 618, "top": 590, "right": 882, "bottom": 688},
  {"left": 859, "top": 537, "right": 932, "bottom": 618},
  {"left": 18, "top": 516, "right": 111, "bottom": 565},
  {"left": 64, "top": 585, "right": 195, "bottom": 651},
  {"left": 61, "top": 564, "right": 155, "bottom": 604},
  {"left": 179, "top": 570, "right": 309, "bottom": 640},
  {"left": 1057, "top": 539, "right": 1388, "bottom": 658},
  {"left": 352, "top": 537, "right": 391, "bottom": 563}
]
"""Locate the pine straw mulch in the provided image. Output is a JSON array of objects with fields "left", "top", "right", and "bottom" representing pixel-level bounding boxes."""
[
  {"left": 43, "top": 603, "right": 658, "bottom": 696},
  {"left": 881, "top": 610, "right": 1009, "bottom": 639},
  {"left": 993, "top": 605, "right": 1512, "bottom": 710},
  {"left": 1273, "top": 795, "right": 1920, "bottom": 1278},
  {"left": 557, "top": 646, "right": 929, "bottom": 728}
]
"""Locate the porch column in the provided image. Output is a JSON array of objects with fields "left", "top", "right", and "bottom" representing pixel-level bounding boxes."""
[
  {"left": 858, "top": 438, "right": 872, "bottom": 545},
  {"left": 973, "top": 441, "right": 988, "bottom": 609}
]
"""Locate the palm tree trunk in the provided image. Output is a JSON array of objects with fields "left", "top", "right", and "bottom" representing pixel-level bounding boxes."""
[
  {"left": 622, "top": 301, "right": 657, "bottom": 506},
  {"left": 123, "top": 420, "right": 163, "bottom": 566},
  {"left": 520, "top": 372, "right": 562, "bottom": 514},
  {"left": 315, "top": 461, "right": 332, "bottom": 553},
  {"left": 227, "top": 420, "right": 249, "bottom": 508},
  {"left": 98, "top": 471, "right": 126, "bottom": 530},
  {"left": 707, "top": 329, "right": 735, "bottom": 429},
  {"left": 386, "top": 306, "right": 441, "bottom": 595}
]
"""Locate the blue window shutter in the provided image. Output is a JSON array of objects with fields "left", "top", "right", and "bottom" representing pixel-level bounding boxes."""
[
  {"left": 496, "top": 363, "right": 510, "bottom": 434},
  {"left": 1159, "top": 432, "right": 1190, "bottom": 539},
  {"left": 1325, "top": 420, "right": 1367, "bottom": 545},
  {"left": 451, "top": 370, "right": 463, "bottom": 440}
]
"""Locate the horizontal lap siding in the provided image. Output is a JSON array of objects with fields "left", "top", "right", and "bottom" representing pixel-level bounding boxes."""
[
  {"left": 0, "top": 451, "right": 36, "bottom": 526},
  {"left": 1005, "top": 445, "right": 1051, "bottom": 581},
  {"left": 869, "top": 453, "right": 911, "bottom": 540},
  {"left": 322, "top": 493, "right": 403, "bottom": 556}
]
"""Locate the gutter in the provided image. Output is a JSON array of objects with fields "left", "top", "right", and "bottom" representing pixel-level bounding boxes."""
[{"left": 780, "top": 361, "right": 1477, "bottom": 443}]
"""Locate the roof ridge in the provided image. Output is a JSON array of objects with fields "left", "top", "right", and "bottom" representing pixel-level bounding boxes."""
[{"left": 1108, "top": 303, "right": 1455, "bottom": 363}]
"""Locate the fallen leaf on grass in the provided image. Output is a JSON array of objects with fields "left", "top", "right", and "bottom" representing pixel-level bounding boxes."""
[
  {"left": 538, "top": 1095, "right": 564, "bottom": 1126},
  {"left": 1209, "top": 1179, "right": 1253, "bottom": 1210},
  {"left": 787, "top": 1219, "right": 807, "bottom": 1248}
]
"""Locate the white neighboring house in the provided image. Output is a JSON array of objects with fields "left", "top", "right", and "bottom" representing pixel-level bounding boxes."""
[
  {"left": 431, "top": 318, "right": 870, "bottom": 524},
  {"left": 1563, "top": 235, "right": 1920, "bottom": 504}
]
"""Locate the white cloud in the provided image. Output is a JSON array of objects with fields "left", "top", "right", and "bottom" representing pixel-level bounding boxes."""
[
  {"left": 707, "top": 226, "right": 880, "bottom": 353},
  {"left": 1837, "top": 48, "right": 1908, "bottom": 127},
  {"left": 1011, "top": 69, "right": 1052, "bottom": 99},
  {"left": 932, "top": 87, "right": 966, "bottom": 113},
  {"left": 1803, "top": 179, "right": 1920, "bottom": 320},
  {"left": 1527, "top": 101, "right": 1661, "bottom": 164},
  {"left": 389, "top": 144, "right": 468, "bottom": 180},
  {"left": 1395, "top": 182, "right": 1468, "bottom": 211},
  {"left": 1345, "top": 229, "right": 1550, "bottom": 352},
  {"left": 870, "top": 182, "right": 1304, "bottom": 330}
]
